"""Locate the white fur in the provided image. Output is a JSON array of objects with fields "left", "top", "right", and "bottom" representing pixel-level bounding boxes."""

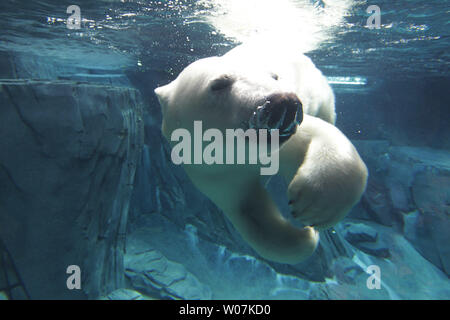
[{"left": 155, "top": 45, "right": 367, "bottom": 264}]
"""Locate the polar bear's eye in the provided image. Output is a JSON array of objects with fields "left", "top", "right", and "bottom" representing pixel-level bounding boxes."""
[
  {"left": 271, "top": 73, "right": 279, "bottom": 80},
  {"left": 210, "top": 75, "right": 234, "bottom": 91}
]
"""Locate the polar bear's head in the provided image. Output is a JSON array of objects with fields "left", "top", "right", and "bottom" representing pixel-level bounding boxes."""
[{"left": 155, "top": 56, "right": 303, "bottom": 141}]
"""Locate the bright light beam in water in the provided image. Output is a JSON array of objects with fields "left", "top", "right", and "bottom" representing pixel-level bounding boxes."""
[{"left": 195, "top": 0, "right": 355, "bottom": 53}]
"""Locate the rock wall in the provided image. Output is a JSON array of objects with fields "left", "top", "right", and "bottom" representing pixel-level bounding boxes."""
[
  {"left": 352, "top": 141, "right": 450, "bottom": 276},
  {"left": 0, "top": 80, "right": 144, "bottom": 299}
]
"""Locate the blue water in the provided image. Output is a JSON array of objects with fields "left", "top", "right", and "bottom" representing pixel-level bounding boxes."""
[{"left": 0, "top": 0, "right": 449, "bottom": 299}]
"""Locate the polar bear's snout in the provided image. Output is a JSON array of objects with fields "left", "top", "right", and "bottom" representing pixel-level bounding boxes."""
[{"left": 249, "top": 92, "right": 303, "bottom": 142}]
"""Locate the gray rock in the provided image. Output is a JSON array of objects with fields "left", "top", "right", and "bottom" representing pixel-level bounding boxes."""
[
  {"left": 352, "top": 140, "right": 450, "bottom": 275},
  {"left": 125, "top": 250, "right": 212, "bottom": 300},
  {"left": 0, "top": 80, "right": 144, "bottom": 299},
  {"left": 331, "top": 257, "right": 365, "bottom": 285},
  {"left": 362, "top": 176, "right": 397, "bottom": 226},
  {"left": 342, "top": 222, "right": 379, "bottom": 243},
  {"left": 351, "top": 141, "right": 401, "bottom": 226},
  {"left": 323, "top": 221, "right": 450, "bottom": 300},
  {"left": 354, "top": 242, "right": 391, "bottom": 259},
  {"left": 406, "top": 171, "right": 450, "bottom": 275},
  {"left": 342, "top": 222, "right": 390, "bottom": 258},
  {"left": 99, "top": 288, "right": 147, "bottom": 300}
]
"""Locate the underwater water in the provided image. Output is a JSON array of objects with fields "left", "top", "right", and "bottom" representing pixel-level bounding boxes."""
[{"left": 0, "top": 0, "right": 449, "bottom": 300}]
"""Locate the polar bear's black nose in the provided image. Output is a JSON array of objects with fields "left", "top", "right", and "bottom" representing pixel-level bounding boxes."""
[
  {"left": 265, "top": 93, "right": 303, "bottom": 132},
  {"left": 249, "top": 92, "right": 303, "bottom": 143}
]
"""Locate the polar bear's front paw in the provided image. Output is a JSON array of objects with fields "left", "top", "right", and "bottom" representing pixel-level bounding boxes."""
[
  {"left": 249, "top": 92, "right": 303, "bottom": 142},
  {"left": 287, "top": 171, "right": 350, "bottom": 231},
  {"left": 287, "top": 153, "right": 368, "bottom": 231}
]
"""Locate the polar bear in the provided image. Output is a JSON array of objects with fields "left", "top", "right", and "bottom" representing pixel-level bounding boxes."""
[{"left": 154, "top": 44, "right": 368, "bottom": 264}]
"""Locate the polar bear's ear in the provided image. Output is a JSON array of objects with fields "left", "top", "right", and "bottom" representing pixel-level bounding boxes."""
[{"left": 154, "top": 83, "right": 172, "bottom": 109}]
